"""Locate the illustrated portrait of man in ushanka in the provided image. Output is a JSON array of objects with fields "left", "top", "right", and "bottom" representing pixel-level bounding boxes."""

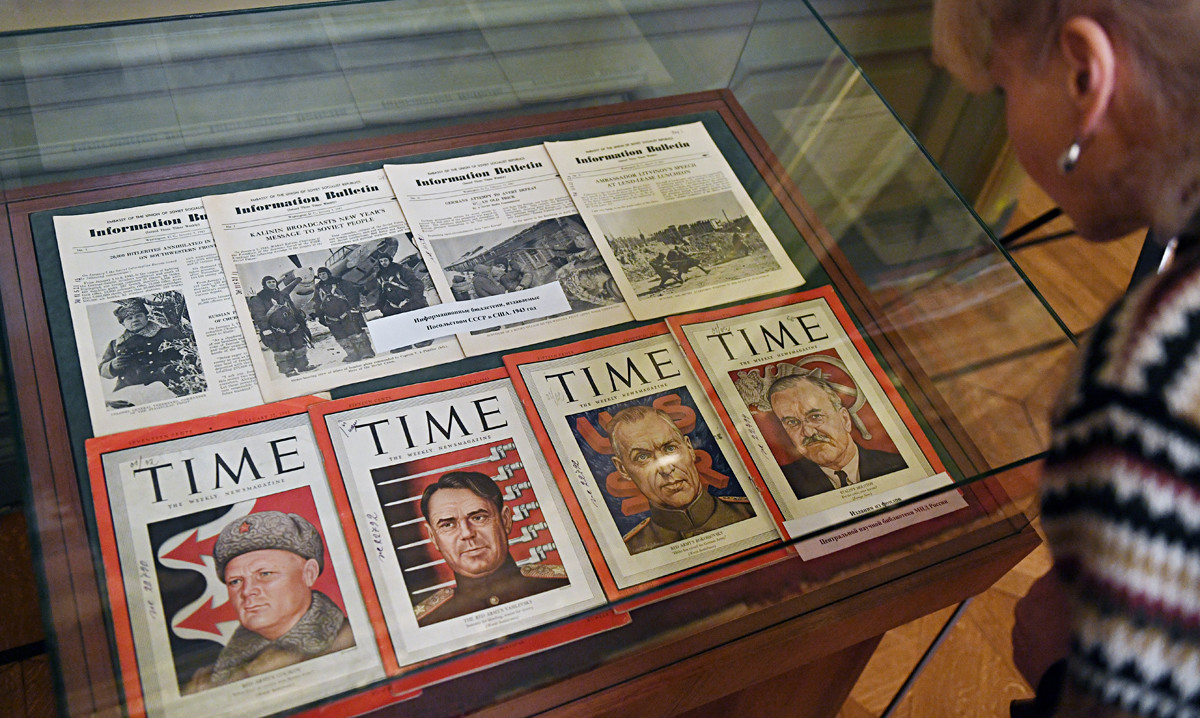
[
  {"left": 415, "top": 471, "right": 568, "bottom": 627},
  {"left": 183, "top": 511, "right": 354, "bottom": 694},
  {"left": 767, "top": 371, "right": 907, "bottom": 500},
  {"left": 608, "top": 405, "right": 754, "bottom": 555}
]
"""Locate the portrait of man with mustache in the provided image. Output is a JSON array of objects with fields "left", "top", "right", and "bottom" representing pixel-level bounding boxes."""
[{"left": 767, "top": 372, "right": 906, "bottom": 500}]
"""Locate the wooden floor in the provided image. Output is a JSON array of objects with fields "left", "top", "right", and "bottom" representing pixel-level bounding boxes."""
[
  {"left": 0, "top": 509, "right": 55, "bottom": 718},
  {"left": 839, "top": 530, "right": 1051, "bottom": 717},
  {"left": 0, "top": 178, "right": 1146, "bottom": 717}
]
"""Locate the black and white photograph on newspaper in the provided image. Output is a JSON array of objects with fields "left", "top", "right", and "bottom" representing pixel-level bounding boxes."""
[
  {"left": 236, "top": 235, "right": 439, "bottom": 379},
  {"left": 384, "top": 144, "right": 633, "bottom": 355},
  {"left": 596, "top": 193, "right": 782, "bottom": 299},
  {"left": 544, "top": 122, "right": 804, "bottom": 319},
  {"left": 88, "top": 292, "right": 206, "bottom": 406},
  {"left": 55, "top": 198, "right": 263, "bottom": 435},
  {"left": 203, "top": 169, "right": 463, "bottom": 401}
]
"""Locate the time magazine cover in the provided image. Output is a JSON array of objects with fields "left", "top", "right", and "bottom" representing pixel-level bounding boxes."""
[
  {"left": 383, "top": 144, "right": 633, "bottom": 355},
  {"left": 309, "top": 369, "right": 613, "bottom": 675},
  {"left": 54, "top": 198, "right": 263, "bottom": 435},
  {"left": 543, "top": 122, "right": 804, "bottom": 320},
  {"left": 504, "top": 324, "right": 782, "bottom": 600},
  {"left": 85, "top": 398, "right": 384, "bottom": 718},
  {"left": 667, "top": 287, "right": 964, "bottom": 544},
  {"left": 202, "top": 169, "right": 463, "bottom": 401}
]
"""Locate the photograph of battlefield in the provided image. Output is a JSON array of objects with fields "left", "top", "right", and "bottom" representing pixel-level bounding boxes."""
[
  {"left": 594, "top": 191, "right": 777, "bottom": 298},
  {"left": 237, "top": 235, "right": 436, "bottom": 377},
  {"left": 428, "top": 215, "right": 624, "bottom": 311}
]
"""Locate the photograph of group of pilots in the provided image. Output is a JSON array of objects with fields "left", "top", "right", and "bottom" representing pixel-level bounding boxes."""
[
  {"left": 596, "top": 192, "right": 777, "bottom": 297},
  {"left": 89, "top": 290, "right": 207, "bottom": 410},
  {"left": 237, "top": 235, "right": 436, "bottom": 376},
  {"left": 432, "top": 215, "right": 624, "bottom": 318}
]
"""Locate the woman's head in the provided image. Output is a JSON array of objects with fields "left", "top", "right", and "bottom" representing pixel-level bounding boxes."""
[{"left": 933, "top": 0, "right": 1200, "bottom": 240}]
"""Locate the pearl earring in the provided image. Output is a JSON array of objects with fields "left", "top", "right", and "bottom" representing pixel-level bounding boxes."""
[{"left": 1057, "top": 140, "right": 1082, "bottom": 174}]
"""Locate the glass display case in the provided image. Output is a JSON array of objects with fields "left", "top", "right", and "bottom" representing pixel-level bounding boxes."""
[{"left": 0, "top": 2, "right": 1061, "bottom": 716}]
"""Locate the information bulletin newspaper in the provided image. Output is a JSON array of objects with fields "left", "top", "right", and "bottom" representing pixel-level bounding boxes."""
[
  {"left": 384, "top": 145, "right": 633, "bottom": 355},
  {"left": 544, "top": 122, "right": 804, "bottom": 319},
  {"left": 55, "top": 199, "right": 263, "bottom": 435},
  {"left": 202, "top": 169, "right": 463, "bottom": 401}
]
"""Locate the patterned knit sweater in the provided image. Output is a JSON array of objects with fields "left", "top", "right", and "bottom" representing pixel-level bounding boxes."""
[{"left": 1042, "top": 241, "right": 1200, "bottom": 717}]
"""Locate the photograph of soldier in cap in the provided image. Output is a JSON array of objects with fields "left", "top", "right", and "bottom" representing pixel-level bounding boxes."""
[
  {"left": 181, "top": 510, "right": 355, "bottom": 694},
  {"left": 373, "top": 252, "right": 435, "bottom": 353},
  {"left": 568, "top": 389, "right": 755, "bottom": 556},
  {"left": 413, "top": 471, "right": 569, "bottom": 627},
  {"left": 374, "top": 253, "right": 427, "bottom": 318},
  {"left": 90, "top": 291, "right": 205, "bottom": 408}
]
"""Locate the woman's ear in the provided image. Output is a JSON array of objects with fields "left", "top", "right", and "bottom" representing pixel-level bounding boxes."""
[{"left": 1058, "top": 16, "right": 1117, "bottom": 140}]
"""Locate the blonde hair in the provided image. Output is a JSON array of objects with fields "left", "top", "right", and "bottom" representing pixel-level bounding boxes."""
[
  {"left": 933, "top": 0, "right": 1200, "bottom": 236},
  {"left": 932, "top": 0, "right": 1200, "bottom": 109}
]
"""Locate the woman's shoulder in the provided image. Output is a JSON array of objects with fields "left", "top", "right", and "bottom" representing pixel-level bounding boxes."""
[
  {"left": 1042, "top": 247, "right": 1200, "bottom": 718},
  {"left": 1045, "top": 243, "right": 1200, "bottom": 449},
  {"left": 1074, "top": 244, "right": 1200, "bottom": 399}
]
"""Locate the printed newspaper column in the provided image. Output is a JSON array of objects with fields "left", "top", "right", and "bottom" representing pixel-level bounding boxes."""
[
  {"left": 504, "top": 324, "right": 782, "bottom": 600},
  {"left": 382, "top": 144, "right": 633, "bottom": 355},
  {"left": 543, "top": 121, "right": 804, "bottom": 319},
  {"left": 54, "top": 199, "right": 263, "bottom": 435},
  {"left": 666, "top": 287, "right": 966, "bottom": 554},
  {"left": 85, "top": 398, "right": 385, "bottom": 718},
  {"left": 309, "top": 369, "right": 610, "bottom": 674},
  {"left": 202, "top": 169, "right": 463, "bottom": 401}
]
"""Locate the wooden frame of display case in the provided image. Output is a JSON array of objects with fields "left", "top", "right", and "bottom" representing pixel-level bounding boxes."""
[{"left": 0, "top": 90, "right": 1038, "bottom": 717}]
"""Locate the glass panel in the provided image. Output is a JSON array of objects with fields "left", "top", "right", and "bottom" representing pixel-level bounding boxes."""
[
  {"left": 734, "top": 2, "right": 1071, "bottom": 476},
  {"left": 0, "top": 1, "right": 768, "bottom": 190},
  {"left": 0, "top": 2, "right": 1059, "bottom": 716}
]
